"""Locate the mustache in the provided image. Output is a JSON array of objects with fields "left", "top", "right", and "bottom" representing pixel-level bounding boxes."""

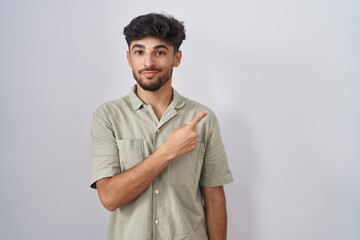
[{"left": 139, "top": 67, "right": 161, "bottom": 73}]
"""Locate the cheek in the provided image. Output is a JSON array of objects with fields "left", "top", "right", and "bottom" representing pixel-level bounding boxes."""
[
  {"left": 164, "top": 64, "right": 174, "bottom": 72},
  {"left": 129, "top": 61, "right": 141, "bottom": 71}
]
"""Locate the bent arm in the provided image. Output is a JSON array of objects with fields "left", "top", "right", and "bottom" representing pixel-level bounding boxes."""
[
  {"left": 96, "top": 143, "right": 174, "bottom": 211},
  {"left": 202, "top": 186, "right": 228, "bottom": 240},
  {"left": 95, "top": 112, "right": 208, "bottom": 211}
]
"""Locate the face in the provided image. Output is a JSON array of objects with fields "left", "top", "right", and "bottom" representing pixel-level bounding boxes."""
[{"left": 127, "top": 37, "right": 182, "bottom": 92}]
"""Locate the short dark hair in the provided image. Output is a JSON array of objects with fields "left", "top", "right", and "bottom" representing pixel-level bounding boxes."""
[{"left": 123, "top": 13, "right": 186, "bottom": 52}]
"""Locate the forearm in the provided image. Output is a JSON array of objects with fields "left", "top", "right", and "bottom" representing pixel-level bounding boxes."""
[
  {"left": 96, "top": 112, "right": 207, "bottom": 211},
  {"left": 203, "top": 186, "right": 228, "bottom": 240},
  {"left": 97, "top": 144, "right": 175, "bottom": 211}
]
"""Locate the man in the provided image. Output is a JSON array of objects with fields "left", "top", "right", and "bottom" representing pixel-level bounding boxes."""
[{"left": 90, "top": 13, "right": 233, "bottom": 240}]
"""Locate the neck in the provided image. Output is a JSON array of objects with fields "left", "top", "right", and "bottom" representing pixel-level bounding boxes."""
[{"left": 136, "top": 80, "right": 173, "bottom": 120}]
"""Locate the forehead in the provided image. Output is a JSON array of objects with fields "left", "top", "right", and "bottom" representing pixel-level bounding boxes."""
[{"left": 129, "top": 36, "right": 173, "bottom": 50}]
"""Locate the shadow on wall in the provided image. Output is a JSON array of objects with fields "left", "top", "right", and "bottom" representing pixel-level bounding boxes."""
[{"left": 222, "top": 112, "right": 260, "bottom": 240}]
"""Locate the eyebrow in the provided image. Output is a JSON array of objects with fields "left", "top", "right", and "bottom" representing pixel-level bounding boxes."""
[
  {"left": 131, "top": 44, "right": 169, "bottom": 51},
  {"left": 153, "top": 45, "right": 169, "bottom": 50}
]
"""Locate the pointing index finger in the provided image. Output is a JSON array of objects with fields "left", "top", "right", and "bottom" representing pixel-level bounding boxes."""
[{"left": 189, "top": 111, "right": 208, "bottom": 129}]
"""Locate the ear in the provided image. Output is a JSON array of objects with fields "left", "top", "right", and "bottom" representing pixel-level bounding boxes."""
[
  {"left": 173, "top": 50, "right": 182, "bottom": 67},
  {"left": 126, "top": 51, "right": 131, "bottom": 67}
]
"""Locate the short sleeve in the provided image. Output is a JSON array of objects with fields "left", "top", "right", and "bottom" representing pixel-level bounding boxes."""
[
  {"left": 200, "top": 113, "right": 233, "bottom": 187},
  {"left": 90, "top": 105, "right": 120, "bottom": 189}
]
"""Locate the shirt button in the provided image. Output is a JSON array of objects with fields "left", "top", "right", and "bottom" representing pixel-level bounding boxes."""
[
  {"left": 155, "top": 189, "right": 159, "bottom": 194},
  {"left": 156, "top": 129, "right": 160, "bottom": 133},
  {"left": 154, "top": 219, "right": 159, "bottom": 224}
]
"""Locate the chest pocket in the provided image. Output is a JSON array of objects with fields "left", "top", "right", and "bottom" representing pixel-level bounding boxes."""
[
  {"left": 117, "top": 139, "right": 144, "bottom": 172},
  {"left": 171, "top": 142, "right": 205, "bottom": 187}
]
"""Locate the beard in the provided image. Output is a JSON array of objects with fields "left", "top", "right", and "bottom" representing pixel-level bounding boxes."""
[{"left": 132, "top": 67, "right": 173, "bottom": 92}]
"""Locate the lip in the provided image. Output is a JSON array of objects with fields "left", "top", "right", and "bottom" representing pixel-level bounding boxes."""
[{"left": 142, "top": 71, "right": 158, "bottom": 78}]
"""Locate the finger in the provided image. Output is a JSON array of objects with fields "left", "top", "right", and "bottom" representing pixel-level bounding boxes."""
[{"left": 188, "top": 111, "right": 208, "bottom": 129}]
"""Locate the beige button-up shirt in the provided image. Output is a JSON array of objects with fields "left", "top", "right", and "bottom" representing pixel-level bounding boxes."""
[{"left": 91, "top": 86, "right": 233, "bottom": 240}]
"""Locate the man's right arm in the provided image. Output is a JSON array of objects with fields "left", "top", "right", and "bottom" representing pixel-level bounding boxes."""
[{"left": 95, "top": 111, "right": 208, "bottom": 211}]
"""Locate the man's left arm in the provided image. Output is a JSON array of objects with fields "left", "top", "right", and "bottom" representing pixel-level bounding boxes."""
[{"left": 202, "top": 186, "right": 228, "bottom": 240}]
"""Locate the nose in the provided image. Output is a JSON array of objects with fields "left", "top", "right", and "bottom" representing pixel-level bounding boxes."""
[{"left": 144, "top": 54, "right": 155, "bottom": 67}]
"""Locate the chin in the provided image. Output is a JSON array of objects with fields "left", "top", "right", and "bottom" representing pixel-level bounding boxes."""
[
  {"left": 137, "top": 79, "right": 169, "bottom": 92},
  {"left": 138, "top": 82, "right": 162, "bottom": 92}
]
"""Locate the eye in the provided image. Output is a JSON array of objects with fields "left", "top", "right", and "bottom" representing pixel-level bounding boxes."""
[
  {"left": 156, "top": 51, "right": 166, "bottom": 56},
  {"left": 134, "top": 50, "right": 144, "bottom": 55}
]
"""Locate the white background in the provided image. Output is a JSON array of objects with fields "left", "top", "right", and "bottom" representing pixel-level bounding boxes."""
[{"left": 1, "top": 0, "right": 359, "bottom": 239}]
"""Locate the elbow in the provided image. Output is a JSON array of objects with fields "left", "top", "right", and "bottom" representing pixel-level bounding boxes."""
[
  {"left": 99, "top": 193, "right": 126, "bottom": 212},
  {"left": 103, "top": 202, "right": 118, "bottom": 212},
  {"left": 100, "top": 196, "right": 115, "bottom": 211},
  {"left": 96, "top": 179, "right": 122, "bottom": 211},
  {"left": 96, "top": 178, "right": 126, "bottom": 211},
  {"left": 100, "top": 195, "right": 123, "bottom": 212}
]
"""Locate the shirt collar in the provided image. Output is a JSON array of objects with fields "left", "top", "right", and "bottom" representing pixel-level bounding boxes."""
[
  {"left": 128, "top": 85, "right": 185, "bottom": 111},
  {"left": 171, "top": 88, "right": 186, "bottom": 109},
  {"left": 128, "top": 85, "right": 144, "bottom": 110}
]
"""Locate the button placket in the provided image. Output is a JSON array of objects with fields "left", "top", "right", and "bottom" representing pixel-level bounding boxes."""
[{"left": 152, "top": 180, "right": 160, "bottom": 234}]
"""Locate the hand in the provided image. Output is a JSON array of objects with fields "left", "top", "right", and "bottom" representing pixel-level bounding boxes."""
[{"left": 164, "top": 111, "right": 208, "bottom": 159}]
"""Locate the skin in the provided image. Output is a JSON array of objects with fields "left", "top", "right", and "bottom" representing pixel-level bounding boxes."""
[
  {"left": 203, "top": 186, "right": 228, "bottom": 240},
  {"left": 126, "top": 37, "right": 181, "bottom": 119},
  {"left": 96, "top": 36, "right": 227, "bottom": 240}
]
